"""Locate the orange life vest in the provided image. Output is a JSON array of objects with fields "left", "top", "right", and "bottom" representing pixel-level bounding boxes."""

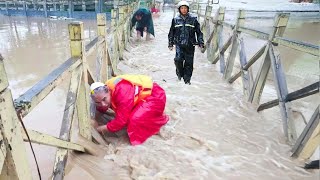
[{"left": 106, "top": 75, "right": 153, "bottom": 109}]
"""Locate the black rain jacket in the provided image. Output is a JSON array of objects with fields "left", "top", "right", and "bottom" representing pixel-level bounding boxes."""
[{"left": 168, "top": 13, "right": 204, "bottom": 47}]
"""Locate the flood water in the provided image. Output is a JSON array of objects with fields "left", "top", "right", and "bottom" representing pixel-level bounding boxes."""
[{"left": 0, "top": 4, "right": 319, "bottom": 180}]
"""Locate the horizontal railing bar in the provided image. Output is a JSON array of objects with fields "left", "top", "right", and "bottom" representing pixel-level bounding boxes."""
[
  {"left": 222, "top": 21, "right": 235, "bottom": 29},
  {"left": 85, "top": 36, "right": 99, "bottom": 53},
  {"left": 287, "top": 82, "right": 320, "bottom": 102},
  {"left": 85, "top": 36, "right": 105, "bottom": 56},
  {"left": 229, "top": 43, "right": 267, "bottom": 82},
  {"left": 257, "top": 82, "right": 319, "bottom": 111},
  {"left": 221, "top": 35, "right": 233, "bottom": 53},
  {"left": 243, "top": 44, "right": 267, "bottom": 70},
  {"left": 228, "top": 71, "right": 241, "bottom": 83},
  {"left": 238, "top": 26, "right": 269, "bottom": 40},
  {"left": 212, "top": 35, "right": 232, "bottom": 63},
  {"left": 191, "top": 2, "right": 210, "bottom": 4},
  {"left": 14, "top": 58, "right": 81, "bottom": 118},
  {"left": 273, "top": 37, "right": 319, "bottom": 57},
  {"left": 236, "top": 26, "right": 319, "bottom": 56},
  {"left": 22, "top": 129, "right": 85, "bottom": 152},
  {"left": 197, "top": 11, "right": 299, "bottom": 20}
]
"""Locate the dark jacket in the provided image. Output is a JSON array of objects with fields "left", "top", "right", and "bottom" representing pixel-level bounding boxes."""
[
  {"left": 131, "top": 8, "right": 155, "bottom": 36},
  {"left": 168, "top": 13, "right": 204, "bottom": 47}
]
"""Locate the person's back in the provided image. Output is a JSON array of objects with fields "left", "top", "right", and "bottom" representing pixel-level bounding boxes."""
[
  {"left": 131, "top": 8, "right": 155, "bottom": 40},
  {"left": 134, "top": 8, "right": 151, "bottom": 24}
]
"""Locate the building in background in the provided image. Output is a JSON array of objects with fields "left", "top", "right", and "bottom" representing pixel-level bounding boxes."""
[{"left": 0, "top": 0, "right": 136, "bottom": 19}]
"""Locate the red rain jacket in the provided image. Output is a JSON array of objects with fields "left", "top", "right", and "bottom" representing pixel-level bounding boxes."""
[{"left": 97, "top": 80, "right": 169, "bottom": 145}]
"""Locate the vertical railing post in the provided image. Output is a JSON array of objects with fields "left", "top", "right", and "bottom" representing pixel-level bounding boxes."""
[
  {"left": 248, "top": 13, "right": 291, "bottom": 141},
  {"left": 196, "top": 0, "right": 200, "bottom": 19},
  {"left": 217, "top": 26, "right": 226, "bottom": 73},
  {"left": 248, "top": 13, "right": 289, "bottom": 104},
  {"left": 94, "top": 0, "right": 98, "bottom": 13},
  {"left": 23, "top": 1, "right": 27, "bottom": 16},
  {"left": 82, "top": 0, "right": 86, "bottom": 11},
  {"left": 97, "top": 13, "right": 106, "bottom": 37},
  {"left": 127, "top": 3, "right": 134, "bottom": 39},
  {"left": 269, "top": 43, "right": 296, "bottom": 143},
  {"left": 33, "top": 0, "right": 37, "bottom": 10},
  {"left": 111, "top": 8, "right": 117, "bottom": 28},
  {"left": 52, "top": 64, "right": 82, "bottom": 180},
  {"left": 97, "top": 13, "right": 110, "bottom": 82},
  {"left": 0, "top": 54, "right": 32, "bottom": 180},
  {"left": 173, "top": 3, "right": 177, "bottom": 18},
  {"left": 124, "top": 6, "right": 128, "bottom": 45},
  {"left": 210, "top": 7, "right": 225, "bottom": 64},
  {"left": 223, "top": 9, "right": 245, "bottom": 80},
  {"left": 5, "top": 1, "right": 8, "bottom": 16},
  {"left": 111, "top": 8, "right": 119, "bottom": 66},
  {"left": 60, "top": 1, "right": 64, "bottom": 12},
  {"left": 238, "top": 38, "right": 251, "bottom": 97},
  {"left": 119, "top": 7, "right": 125, "bottom": 60},
  {"left": 116, "top": 8, "right": 120, "bottom": 61},
  {"left": 58, "top": 1, "right": 61, "bottom": 11},
  {"left": 204, "top": 6, "right": 212, "bottom": 58},
  {"left": 68, "top": 21, "right": 92, "bottom": 140},
  {"left": 129, "top": 2, "right": 132, "bottom": 15},
  {"left": 68, "top": 0, "right": 73, "bottom": 18},
  {"left": 53, "top": 2, "right": 57, "bottom": 11},
  {"left": 124, "top": 5, "right": 130, "bottom": 47},
  {"left": 44, "top": 0, "right": 48, "bottom": 17}
]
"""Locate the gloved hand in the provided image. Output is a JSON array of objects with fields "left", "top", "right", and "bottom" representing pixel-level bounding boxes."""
[{"left": 168, "top": 46, "right": 173, "bottom": 51}]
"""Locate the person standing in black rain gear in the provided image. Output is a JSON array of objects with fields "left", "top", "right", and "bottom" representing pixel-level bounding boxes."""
[{"left": 168, "top": 0, "right": 204, "bottom": 85}]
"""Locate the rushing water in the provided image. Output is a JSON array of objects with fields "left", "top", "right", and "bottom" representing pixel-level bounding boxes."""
[{"left": 0, "top": 3, "right": 319, "bottom": 180}]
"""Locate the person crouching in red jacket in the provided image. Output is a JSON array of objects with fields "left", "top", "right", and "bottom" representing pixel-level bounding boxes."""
[{"left": 90, "top": 74, "right": 169, "bottom": 145}]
